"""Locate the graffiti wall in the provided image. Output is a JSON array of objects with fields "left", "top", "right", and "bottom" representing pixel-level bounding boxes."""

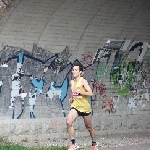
[
  {"left": 0, "top": 40, "right": 149, "bottom": 119},
  {"left": 92, "top": 39, "right": 150, "bottom": 114}
]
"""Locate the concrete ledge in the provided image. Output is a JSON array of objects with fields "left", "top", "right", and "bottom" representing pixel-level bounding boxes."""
[
  {"left": 0, "top": 114, "right": 150, "bottom": 142},
  {"left": 4, "top": 129, "right": 150, "bottom": 143}
]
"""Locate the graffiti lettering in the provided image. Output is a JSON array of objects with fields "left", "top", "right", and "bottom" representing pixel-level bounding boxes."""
[
  {"left": 102, "top": 95, "right": 116, "bottom": 114},
  {"left": 80, "top": 52, "right": 93, "bottom": 66},
  {"left": 95, "top": 62, "right": 111, "bottom": 80},
  {"left": 92, "top": 81, "right": 106, "bottom": 95}
]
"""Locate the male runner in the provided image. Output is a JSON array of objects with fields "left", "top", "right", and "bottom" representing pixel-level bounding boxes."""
[{"left": 66, "top": 62, "right": 98, "bottom": 150}]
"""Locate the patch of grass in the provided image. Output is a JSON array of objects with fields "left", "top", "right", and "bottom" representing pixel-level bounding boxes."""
[
  {"left": 0, "top": 144, "right": 67, "bottom": 150},
  {"left": 0, "top": 138, "right": 67, "bottom": 150}
]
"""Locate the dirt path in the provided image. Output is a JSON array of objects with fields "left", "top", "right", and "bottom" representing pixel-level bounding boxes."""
[{"left": 18, "top": 132, "right": 150, "bottom": 149}]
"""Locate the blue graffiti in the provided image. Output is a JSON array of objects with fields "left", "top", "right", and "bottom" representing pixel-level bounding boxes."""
[
  {"left": 31, "top": 78, "right": 44, "bottom": 95},
  {"left": 18, "top": 52, "right": 24, "bottom": 63},
  {"left": 48, "top": 77, "right": 68, "bottom": 102}
]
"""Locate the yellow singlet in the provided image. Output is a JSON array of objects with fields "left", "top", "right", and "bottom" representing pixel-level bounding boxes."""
[{"left": 71, "top": 77, "right": 91, "bottom": 113}]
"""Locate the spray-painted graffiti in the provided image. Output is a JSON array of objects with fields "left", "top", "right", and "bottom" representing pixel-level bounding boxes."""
[
  {"left": 0, "top": 44, "right": 101, "bottom": 118},
  {"left": 0, "top": 44, "right": 73, "bottom": 119},
  {"left": 141, "top": 62, "right": 150, "bottom": 88},
  {"left": 80, "top": 52, "right": 93, "bottom": 66},
  {"left": 128, "top": 89, "right": 150, "bottom": 109},
  {"left": 95, "top": 62, "right": 111, "bottom": 81},
  {"left": 92, "top": 39, "right": 150, "bottom": 112},
  {"left": 102, "top": 95, "right": 116, "bottom": 114},
  {"left": 0, "top": 39, "right": 149, "bottom": 119},
  {"left": 92, "top": 80, "right": 106, "bottom": 95}
]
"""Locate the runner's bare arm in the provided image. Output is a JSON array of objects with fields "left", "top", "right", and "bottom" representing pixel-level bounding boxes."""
[
  {"left": 69, "top": 80, "right": 73, "bottom": 102},
  {"left": 80, "top": 79, "right": 93, "bottom": 96}
]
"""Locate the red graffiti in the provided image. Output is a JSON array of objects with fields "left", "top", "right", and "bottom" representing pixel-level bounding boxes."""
[
  {"left": 142, "top": 63, "right": 150, "bottom": 80},
  {"left": 102, "top": 95, "right": 115, "bottom": 114},
  {"left": 143, "top": 62, "right": 150, "bottom": 74},
  {"left": 92, "top": 81, "right": 106, "bottom": 95},
  {"left": 143, "top": 62, "right": 150, "bottom": 68},
  {"left": 80, "top": 52, "right": 93, "bottom": 66}
]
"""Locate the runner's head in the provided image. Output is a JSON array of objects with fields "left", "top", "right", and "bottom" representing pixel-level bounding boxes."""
[{"left": 72, "top": 62, "right": 84, "bottom": 78}]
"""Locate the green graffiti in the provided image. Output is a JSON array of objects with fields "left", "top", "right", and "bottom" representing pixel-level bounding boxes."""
[
  {"left": 118, "top": 87, "right": 129, "bottom": 96},
  {"left": 128, "top": 62, "right": 134, "bottom": 71},
  {"left": 125, "top": 71, "right": 133, "bottom": 87},
  {"left": 95, "top": 62, "right": 111, "bottom": 81},
  {"left": 112, "top": 53, "right": 123, "bottom": 74},
  {"left": 111, "top": 72, "right": 119, "bottom": 88},
  {"left": 111, "top": 61, "right": 135, "bottom": 96},
  {"left": 105, "top": 66, "right": 111, "bottom": 78},
  {"left": 143, "top": 57, "right": 150, "bottom": 61}
]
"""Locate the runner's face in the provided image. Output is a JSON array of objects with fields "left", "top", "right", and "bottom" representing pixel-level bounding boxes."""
[{"left": 72, "top": 66, "right": 82, "bottom": 78}]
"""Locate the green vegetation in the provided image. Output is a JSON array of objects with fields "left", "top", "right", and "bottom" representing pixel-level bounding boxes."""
[{"left": 0, "top": 138, "right": 67, "bottom": 150}]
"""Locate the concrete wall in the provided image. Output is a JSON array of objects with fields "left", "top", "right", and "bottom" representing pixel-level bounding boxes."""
[
  {"left": 0, "top": 115, "right": 150, "bottom": 143},
  {"left": 0, "top": 0, "right": 150, "bottom": 141},
  {"left": 0, "top": 40, "right": 150, "bottom": 119}
]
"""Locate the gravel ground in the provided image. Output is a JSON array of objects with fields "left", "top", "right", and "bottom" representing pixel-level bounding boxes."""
[
  {"left": 98, "top": 143, "right": 150, "bottom": 150},
  {"left": 19, "top": 132, "right": 150, "bottom": 149}
]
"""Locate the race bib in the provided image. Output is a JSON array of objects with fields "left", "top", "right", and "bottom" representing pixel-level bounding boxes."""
[{"left": 72, "top": 90, "right": 82, "bottom": 98}]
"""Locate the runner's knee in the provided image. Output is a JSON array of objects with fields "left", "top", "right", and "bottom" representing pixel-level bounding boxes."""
[
  {"left": 66, "top": 118, "right": 73, "bottom": 127},
  {"left": 85, "top": 124, "right": 92, "bottom": 131}
]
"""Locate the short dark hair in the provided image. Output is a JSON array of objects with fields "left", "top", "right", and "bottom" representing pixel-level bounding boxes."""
[{"left": 73, "top": 62, "right": 84, "bottom": 71}]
